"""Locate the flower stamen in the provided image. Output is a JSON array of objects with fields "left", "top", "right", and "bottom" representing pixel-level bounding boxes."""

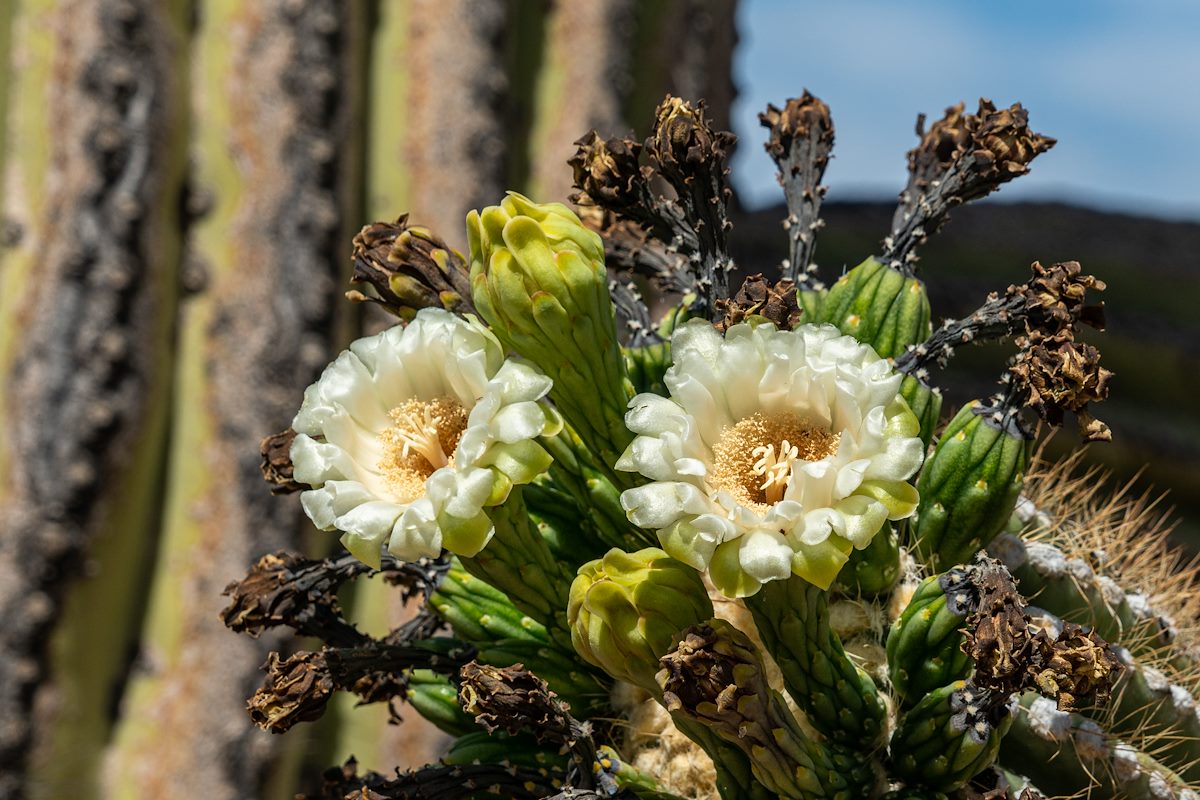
[
  {"left": 378, "top": 397, "right": 468, "bottom": 501},
  {"left": 711, "top": 411, "right": 840, "bottom": 513}
]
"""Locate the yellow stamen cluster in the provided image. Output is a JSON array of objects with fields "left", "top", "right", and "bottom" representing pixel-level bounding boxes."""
[
  {"left": 378, "top": 397, "right": 468, "bottom": 501},
  {"left": 710, "top": 411, "right": 839, "bottom": 513}
]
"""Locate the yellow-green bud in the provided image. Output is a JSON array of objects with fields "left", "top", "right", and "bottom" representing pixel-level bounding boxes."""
[
  {"left": 568, "top": 547, "right": 713, "bottom": 691},
  {"left": 467, "top": 193, "right": 634, "bottom": 476}
]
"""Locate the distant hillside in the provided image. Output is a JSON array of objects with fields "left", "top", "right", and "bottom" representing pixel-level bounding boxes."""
[{"left": 730, "top": 201, "right": 1200, "bottom": 550}]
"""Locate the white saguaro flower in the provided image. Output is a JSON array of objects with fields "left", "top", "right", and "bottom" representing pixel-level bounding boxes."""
[
  {"left": 290, "top": 308, "right": 560, "bottom": 566},
  {"left": 617, "top": 320, "right": 924, "bottom": 597}
]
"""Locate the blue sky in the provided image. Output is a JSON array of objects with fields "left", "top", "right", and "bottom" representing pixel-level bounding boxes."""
[{"left": 732, "top": 0, "right": 1200, "bottom": 219}]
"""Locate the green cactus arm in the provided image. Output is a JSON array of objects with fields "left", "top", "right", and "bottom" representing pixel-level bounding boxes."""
[
  {"left": 888, "top": 681, "right": 1013, "bottom": 793},
  {"left": 538, "top": 426, "right": 655, "bottom": 551},
  {"left": 1000, "top": 692, "right": 1195, "bottom": 800},
  {"left": 457, "top": 488, "right": 577, "bottom": 651},
  {"left": 745, "top": 575, "right": 889, "bottom": 749},
  {"left": 406, "top": 669, "right": 478, "bottom": 737},
  {"left": 1087, "top": 658, "right": 1200, "bottom": 785},
  {"left": 816, "top": 257, "right": 932, "bottom": 359}
]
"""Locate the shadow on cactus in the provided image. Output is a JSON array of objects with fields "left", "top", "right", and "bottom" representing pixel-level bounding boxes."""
[{"left": 226, "top": 94, "right": 1200, "bottom": 799}]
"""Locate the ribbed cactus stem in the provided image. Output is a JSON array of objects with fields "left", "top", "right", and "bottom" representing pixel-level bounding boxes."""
[
  {"left": 746, "top": 575, "right": 888, "bottom": 748},
  {"left": 457, "top": 489, "right": 576, "bottom": 651},
  {"left": 1001, "top": 693, "right": 1196, "bottom": 800},
  {"left": 889, "top": 680, "right": 1014, "bottom": 792},
  {"left": 538, "top": 427, "right": 653, "bottom": 551},
  {"left": 659, "top": 620, "right": 875, "bottom": 799}
]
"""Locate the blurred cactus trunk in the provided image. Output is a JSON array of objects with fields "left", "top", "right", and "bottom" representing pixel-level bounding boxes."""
[{"left": 0, "top": 0, "right": 737, "bottom": 798}]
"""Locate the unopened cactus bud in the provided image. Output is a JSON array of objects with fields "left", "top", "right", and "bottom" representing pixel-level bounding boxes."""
[
  {"left": 909, "top": 400, "right": 1032, "bottom": 572},
  {"left": 567, "top": 547, "right": 712, "bottom": 691},
  {"left": 887, "top": 569, "right": 977, "bottom": 707},
  {"left": 818, "top": 256, "right": 932, "bottom": 358},
  {"left": 889, "top": 680, "right": 1015, "bottom": 792},
  {"left": 899, "top": 372, "right": 943, "bottom": 448},
  {"left": 349, "top": 215, "right": 474, "bottom": 319},
  {"left": 467, "top": 192, "right": 634, "bottom": 474}
]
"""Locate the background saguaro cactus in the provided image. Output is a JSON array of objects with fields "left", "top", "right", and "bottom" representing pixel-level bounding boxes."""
[{"left": 0, "top": 1, "right": 736, "bottom": 798}]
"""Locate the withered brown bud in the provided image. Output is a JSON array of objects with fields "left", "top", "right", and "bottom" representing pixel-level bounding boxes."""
[
  {"left": 349, "top": 215, "right": 474, "bottom": 320},
  {"left": 458, "top": 661, "right": 576, "bottom": 744},
  {"left": 569, "top": 131, "right": 645, "bottom": 209},
  {"left": 220, "top": 550, "right": 367, "bottom": 646},
  {"left": 888, "top": 99, "right": 1055, "bottom": 270},
  {"left": 760, "top": 91, "right": 834, "bottom": 165},
  {"left": 1009, "top": 331, "right": 1113, "bottom": 442},
  {"left": 961, "top": 556, "right": 1122, "bottom": 711},
  {"left": 260, "top": 427, "right": 303, "bottom": 494},
  {"left": 963, "top": 560, "right": 1035, "bottom": 699},
  {"left": 1007, "top": 260, "right": 1106, "bottom": 333},
  {"left": 248, "top": 651, "right": 335, "bottom": 732},
  {"left": 647, "top": 96, "right": 736, "bottom": 183},
  {"left": 713, "top": 274, "right": 802, "bottom": 333},
  {"left": 1029, "top": 622, "right": 1122, "bottom": 711}
]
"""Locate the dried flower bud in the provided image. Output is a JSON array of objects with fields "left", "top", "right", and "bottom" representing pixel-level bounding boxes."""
[
  {"left": 248, "top": 651, "right": 335, "bottom": 732},
  {"left": 1009, "top": 331, "right": 1113, "bottom": 442},
  {"left": 760, "top": 91, "right": 834, "bottom": 164},
  {"left": 458, "top": 661, "right": 575, "bottom": 742},
  {"left": 1029, "top": 622, "right": 1122, "bottom": 711},
  {"left": 1007, "top": 260, "right": 1106, "bottom": 333},
  {"left": 648, "top": 96, "right": 734, "bottom": 179},
  {"left": 350, "top": 215, "right": 474, "bottom": 320},
  {"left": 713, "top": 274, "right": 802, "bottom": 333},
  {"left": 260, "top": 427, "right": 303, "bottom": 494},
  {"left": 569, "top": 131, "right": 645, "bottom": 209},
  {"left": 963, "top": 559, "right": 1035, "bottom": 699},
  {"left": 888, "top": 99, "right": 1055, "bottom": 269}
]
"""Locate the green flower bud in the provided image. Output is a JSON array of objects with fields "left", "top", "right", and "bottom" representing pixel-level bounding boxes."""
[
  {"left": 467, "top": 192, "right": 634, "bottom": 476},
  {"left": 909, "top": 400, "right": 1032, "bottom": 572},
  {"left": 886, "top": 571, "right": 975, "bottom": 708},
  {"left": 900, "top": 372, "right": 943, "bottom": 449},
  {"left": 567, "top": 547, "right": 713, "bottom": 691},
  {"left": 818, "top": 256, "right": 932, "bottom": 358}
]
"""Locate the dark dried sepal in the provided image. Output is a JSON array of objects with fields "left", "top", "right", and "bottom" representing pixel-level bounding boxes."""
[
  {"left": 1009, "top": 260, "right": 1106, "bottom": 333},
  {"left": 248, "top": 651, "right": 335, "bottom": 732},
  {"left": 962, "top": 556, "right": 1122, "bottom": 710},
  {"left": 350, "top": 215, "right": 474, "bottom": 319},
  {"left": 1008, "top": 331, "right": 1113, "bottom": 442},
  {"left": 569, "top": 131, "right": 645, "bottom": 210},
  {"left": 458, "top": 661, "right": 601, "bottom": 790},
  {"left": 303, "top": 757, "right": 565, "bottom": 800},
  {"left": 896, "top": 261, "right": 1109, "bottom": 395},
  {"left": 248, "top": 639, "right": 475, "bottom": 732},
  {"left": 887, "top": 99, "right": 1055, "bottom": 270},
  {"left": 760, "top": 92, "right": 835, "bottom": 283},
  {"left": 1029, "top": 622, "right": 1122, "bottom": 711},
  {"left": 458, "top": 661, "right": 576, "bottom": 743},
  {"left": 714, "top": 274, "right": 802, "bottom": 333},
  {"left": 260, "top": 428, "right": 303, "bottom": 494}
]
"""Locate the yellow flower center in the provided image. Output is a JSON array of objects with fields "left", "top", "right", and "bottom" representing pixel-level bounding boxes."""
[
  {"left": 378, "top": 397, "right": 469, "bottom": 502},
  {"left": 710, "top": 411, "right": 839, "bottom": 512}
]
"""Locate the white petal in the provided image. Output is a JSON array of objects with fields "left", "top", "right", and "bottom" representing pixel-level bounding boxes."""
[
  {"left": 620, "top": 481, "right": 708, "bottom": 528},
  {"left": 737, "top": 529, "right": 794, "bottom": 582}
]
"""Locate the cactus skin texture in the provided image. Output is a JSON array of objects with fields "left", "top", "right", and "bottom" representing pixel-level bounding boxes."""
[
  {"left": 886, "top": 572, "right": 974, "bottom": 708},
  {"left": 909, "top": 401, "right": 1032, "bottom": 572},
  {"left": 817, "top": 257, "right": 932, "bottom": 359},
  {"left": 210, "top": 91, "right": 1200, "bottom": 800}
]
